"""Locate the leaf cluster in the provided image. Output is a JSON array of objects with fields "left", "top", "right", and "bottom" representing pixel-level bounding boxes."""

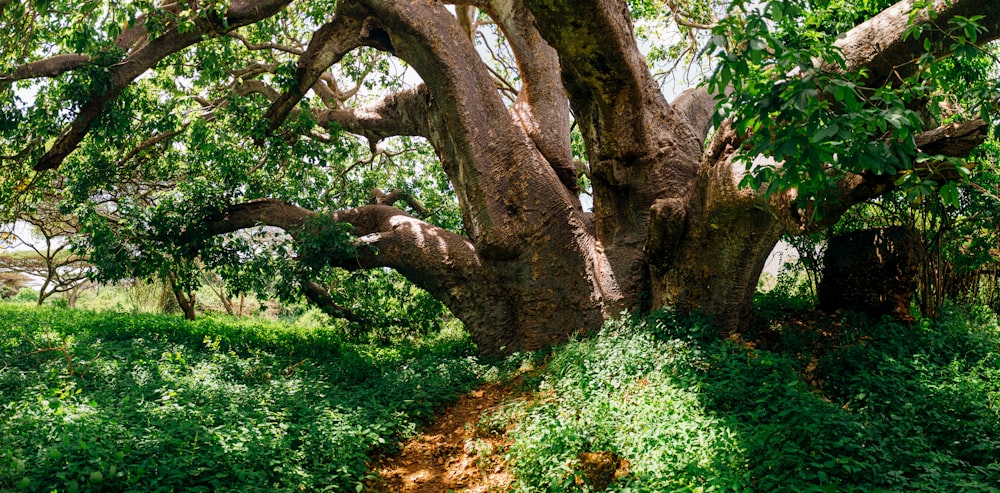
[{"left": 706, "top": 0, "right": 1000, "bottom": 210}]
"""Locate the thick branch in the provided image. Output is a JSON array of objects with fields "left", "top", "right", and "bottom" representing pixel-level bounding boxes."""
[
  {"left": 484, "top": 0, "right": 577, "bottom": 194},
  {"left": 809, "top": 118, "right": 988, "bottom": 230},
  {"left": 206, "top": 199, "right": 314, "bottom": 235},
  {"left": 521, "top": 0, "right": 702, "bottom": 165},
  {"left": 0, "top": 8, "right": 158, "bottom": 84},
  {"left": 203, "top": 198, "right": 519, "bottom": 353},
  {"left": 204, "top": 199, "right": 484, "bottom": 292},
  {"left": 344, "top": 0, "right": 582, "bottom": 257},
  {"left": 1, "top": 55, "right": 94, "bottom": 83},
  {"left": 671, "top": 86, "right": 716, "bottom": 145},
  {"left": 265, "top": 14, "right": 365, "bottom": 130},
  {"left": 316, "top": 84, "right": 432, "bottom": 139},
  {"left": 914, "top": 118, "right": 987, "bottom": 156},
  {"left": 833, "top": 0, "right": 1000, "bottom": 87}
]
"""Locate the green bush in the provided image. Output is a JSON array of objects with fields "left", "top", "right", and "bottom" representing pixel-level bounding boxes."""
[
  {"left": 503, "top": 307, "right": 1000, "bottom": 492},
  {"left": 13, "top": 287, "right": 38, "bottom": 303},
  {"left": 0, "top": 305, "right": 485, "bottom": 493}
]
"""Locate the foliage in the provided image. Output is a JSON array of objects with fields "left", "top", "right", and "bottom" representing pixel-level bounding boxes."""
[
  {"left": 707, "top": 0, "right": 1000, "bottom": 211},
  {"left": 1, "top": 0, "right": 464, "bottom": 332},
  {"left": 0, "top": 305, "right": 485, "bottom": 492},
  {"left": 501, "top": 307, "right": 1000, "bottom": 492}
]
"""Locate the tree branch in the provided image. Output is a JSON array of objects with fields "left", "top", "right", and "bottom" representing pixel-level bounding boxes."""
[
  {"left": 316, "top": 84, "right": 432, "bottom": 139},
  {"left": 201, "top": 198, "right": 518, "bottom": 352},
  {"left": 226, "top": 31, "right": 305, "bottom": 55},
  {"left": 301, "top": 280, "right": 363, "bottom": 322},
  {"left": 808, "top": 118, "right": 989, "bottom": 230},
  {"left": 914, "top": 118, "right": 988, "bottom": 157},
  {"left": 671, "top": 86, "right": 716, "bottom": 145},
  {"left": 0, "top": 54, "right": 95, "bottom": 84},
  {"left": 369, "top": 187, "right": 429, "bottom": 216},
  {"left": 484, "top": 0, "right": 577, "bottom": 194},
  {"left": 522, "top": 0, "right": 703, "bottom": 165},
  {"left": 32, "top": 0, "right": 294, "bottom": 172},
  {"left": 832, "top": 0, "right": 1000, "bottom": 87},
  {"left": 264, "top": 13, "right": 365, "bottom": 130},
  {"left": 116, "top": 125, "right": 190, "bottom": 168}
]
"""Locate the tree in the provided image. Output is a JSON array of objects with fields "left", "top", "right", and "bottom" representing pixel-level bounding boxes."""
[
  {"left": 1, "top": 0, "right": 997, "bottom": 355},
  {"left": 0, "top": 200, "right": 91, "bottom": 306}
]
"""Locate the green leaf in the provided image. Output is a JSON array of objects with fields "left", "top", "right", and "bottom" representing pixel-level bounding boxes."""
[
  {"left": 810, "top": 123, "right": 839, "bottom": 143},
  {"left": 939, "top": 182, "right": 960, "bottom": 208}
]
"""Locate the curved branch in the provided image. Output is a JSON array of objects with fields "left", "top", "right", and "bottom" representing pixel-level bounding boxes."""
[
  {"left": 264, "top": 14, "right": 365, "bottom": 130},
  {"left": 116, "top": 125, "right": 190, "bottom": 168},
  {"left": 0, "top": 5, "right": 163, "bottom": 84},
  {"left": 205, "top": 199, "right": 485, "bottom": 283},
  {"left": 370, "top": 187, "right": 429, "bottom": 216},
  {"left": 484, "top": 0, "right": 577, "bottom": 193},
  {"left": 343, "top": 0, "right": 584, "bottom": 258},
  {"left": 32, "top": 0, "right": 294, "bottom": 172},
  {"left": 203, "top": 198, "right": 516, "bottom": 355}
]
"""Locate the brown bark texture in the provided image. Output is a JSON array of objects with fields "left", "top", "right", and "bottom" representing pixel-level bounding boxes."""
[{"left": 16, "top": 0, "right": 999, "bottom": 355}]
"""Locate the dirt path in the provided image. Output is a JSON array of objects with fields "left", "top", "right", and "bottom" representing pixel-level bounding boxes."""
[{"left": 367, "top": 382, "right": 515, "bottom": 493}]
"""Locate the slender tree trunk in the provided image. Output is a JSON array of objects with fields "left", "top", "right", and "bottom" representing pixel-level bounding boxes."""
[{"left": 166, "top": 273, "right": 197, "bottom": 321}]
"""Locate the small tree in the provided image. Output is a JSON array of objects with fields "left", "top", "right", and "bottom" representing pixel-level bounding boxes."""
[{"left": 0, "top": 200, "right": 91, "bottom": 306}]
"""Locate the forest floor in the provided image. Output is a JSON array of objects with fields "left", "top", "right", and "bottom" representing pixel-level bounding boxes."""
[{"left": 367, "top": 381, "right": 517, "bottom": 493}]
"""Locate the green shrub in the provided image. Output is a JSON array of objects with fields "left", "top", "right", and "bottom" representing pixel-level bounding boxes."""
[
  {"left": 0, "top": 305, "right": 485, "bottom": 493},
  {"left": 13, "top": 287, "right": 38, "bottom": 303},
  {"left": 504, "top": 307, "right": 1000, "bottom": 492}
]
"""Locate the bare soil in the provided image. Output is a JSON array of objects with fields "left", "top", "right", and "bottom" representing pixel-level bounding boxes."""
[{"left": 367, "top": 382, "right": 515, "bottom": 493}]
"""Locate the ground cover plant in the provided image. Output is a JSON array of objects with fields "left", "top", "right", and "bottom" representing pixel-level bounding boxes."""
[
  {"left": 499, "top": 307, "right": 1000, "bottom": 492},
  {"left": 0, "top": 305, "right": 485, "bottom": 492}
]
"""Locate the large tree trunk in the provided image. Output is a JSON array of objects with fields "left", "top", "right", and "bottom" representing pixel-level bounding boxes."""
[{"left": 200, "top": 0, "right": 993, "bottom": 355}]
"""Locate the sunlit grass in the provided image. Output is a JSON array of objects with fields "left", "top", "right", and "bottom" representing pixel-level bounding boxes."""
[
  {"left": 501, "top": 307, "right": 1000, "bottom": 492},
  {"left": 0, "top": 304, "right": 485, "bottom": 493}
]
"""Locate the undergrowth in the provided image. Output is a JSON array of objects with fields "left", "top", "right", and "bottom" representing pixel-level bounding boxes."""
[
  {"left": 499, "top": 306, "right": 1000, "bottom": 492},
  {"left": 0, "top": 305, "right": 484, "bottom": 492}
]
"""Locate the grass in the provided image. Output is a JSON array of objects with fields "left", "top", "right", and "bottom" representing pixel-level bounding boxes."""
[
  {"left": 3, "top": 301, "right": 999, "bottom": 492},
  {"left": 497, "top": 307, "right": 1000, "bottom": 492},
  {"left": 0, "top": 305, "right": 485, "bottom": 492}
]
